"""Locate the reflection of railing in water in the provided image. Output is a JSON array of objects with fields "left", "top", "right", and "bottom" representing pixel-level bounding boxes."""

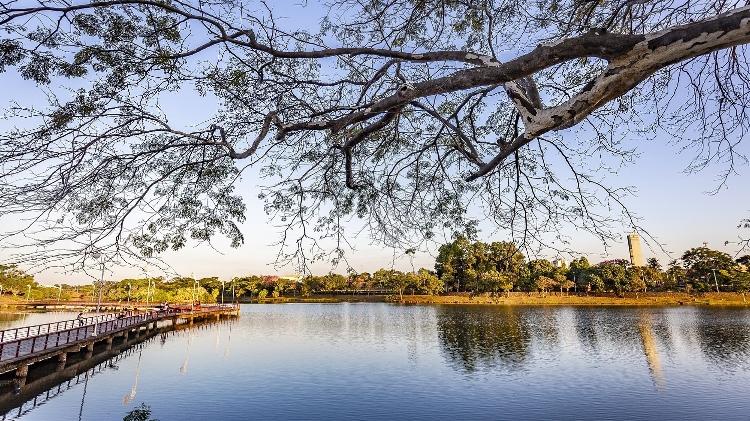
[
  {"left": 0, "top": 318, "right": 237, "bottom": 420},
  {"left": 0, "top": 344, "right": 145, "bottom": 420}
]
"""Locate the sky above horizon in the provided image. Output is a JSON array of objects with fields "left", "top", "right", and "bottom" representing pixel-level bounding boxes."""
[{"left": 1, "top": 2, "right": 749, "bottom": 285}]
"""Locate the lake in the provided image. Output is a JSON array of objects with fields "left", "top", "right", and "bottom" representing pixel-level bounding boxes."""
[{"left": 1, "top": 304, "right": 749, "bottom": 420}]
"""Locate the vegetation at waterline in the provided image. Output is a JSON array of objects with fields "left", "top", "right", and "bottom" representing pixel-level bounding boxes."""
[
  {"left": 2, "top": 239, "right": 748, "bottom": 304},
  {"left": 435, "top": 238, "right": 750, "bottom": 297}
]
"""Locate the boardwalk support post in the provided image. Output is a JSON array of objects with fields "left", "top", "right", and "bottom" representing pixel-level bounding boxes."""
[
  {"left": 57, "top": 352, "right": 67, "bottom": 371},
  {"left": 15, "top": 363, "right": 28, "bottom": 378}
]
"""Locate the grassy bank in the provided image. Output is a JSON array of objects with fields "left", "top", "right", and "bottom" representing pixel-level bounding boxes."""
[
  {"left": 2, "top": 292, "right": 747, "bottom": 307},
  {"left": 388, "top": 292, "right": 750, "bottom": 306},
  {"left": 246, "top": 292, "right": 750, "bottom": 306}
]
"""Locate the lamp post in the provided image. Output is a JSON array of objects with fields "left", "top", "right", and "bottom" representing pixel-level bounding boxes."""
[
  {"left": 145, "top": 278, "right": 155, "bottom": 306},
  {"left": 712, "top": 269, "right": 719, "bottom": 293},
  {"left": 55, "top": 284, "right": 62, "bottom": 303},
  {"left": 26, "top": 284, "right": 31, "bottom": 302},
  {"left": 189, "top": 273, "right": 195, "bottom": 312},
  {"left": 0, "top": 284, "right": 4, "bottom": 296},
  {"left": 90, "top": 251, "right": 105, "bottom": 312},
  {"left": 127, "top": 283, "right": 132, "bottom": 305},
  {"left": 97, "top": 261, "right": 104, "bottom": 313},
  {"left": 221, "top": 280, "right": 225, "bottom": 305}
]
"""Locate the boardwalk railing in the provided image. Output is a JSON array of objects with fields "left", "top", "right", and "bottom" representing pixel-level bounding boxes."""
[
  {"left": 0, "top": 313, "right": 121, "bottom": 343},
  {"left": 0, "top": 305, "right": 239, "bottom": 364}
]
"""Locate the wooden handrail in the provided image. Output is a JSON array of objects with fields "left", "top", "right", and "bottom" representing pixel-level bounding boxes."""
[{"left": 0, "top": 305, "right": 238, "bottom": 363}]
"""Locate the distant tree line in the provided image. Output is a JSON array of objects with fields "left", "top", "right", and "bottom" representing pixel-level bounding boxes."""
[
  {"left": 232, "top": 269, "right": 443, "bottom": 302},
  {"left": 1, "top": 239, "right": 748, "bottom": 302},
  {"left": 435, "top": 237, "right": 750, "bottom": 297}
]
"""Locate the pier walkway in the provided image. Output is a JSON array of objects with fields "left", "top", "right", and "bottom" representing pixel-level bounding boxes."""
[{"left": 0, "top": 305, "right": 240, "bottom": 380}]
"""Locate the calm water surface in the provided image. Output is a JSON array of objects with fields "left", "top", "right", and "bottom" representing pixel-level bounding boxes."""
[{"left": 1, "top": 304, "right": 750, "bottom": 420}]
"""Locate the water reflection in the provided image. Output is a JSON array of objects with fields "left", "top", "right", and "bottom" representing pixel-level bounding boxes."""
[
  {"left": 0, "top": 319, "right": 234, "bottom": 420},
  {"left": 122, "top": 350, "right": 142, "bottom": 405},
  {"left": 0, "top": 305, "right": 749, "bottom": 420},
  {"left": 436, "top": 306, "right": 530, "bottom": 373},
  {"left": 122, "top": 403, "right": 156, "bottom": 421},
  {"left": 638, "top": 312, "right": 665, "bottom": 390},
  {"left": 0, "top": 313, "right": 28, "bottom": 330},
  {"left": 0, "top": 343, "right": 147, "bottom": 419},
  {"left": 435, "top": 306, "right": 750, "bottom": 382},
  {"left": 573, "top": 308, "right": 602, "bottom": 353},
  {"left": 694, "top": 311, "right": 750, "bottom": 371}
]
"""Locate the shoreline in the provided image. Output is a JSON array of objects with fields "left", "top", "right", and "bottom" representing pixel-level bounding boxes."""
[
  {"left": 1, "top": 292, "right": 747, "bottom": 309},
  {"left": 244, "top": 292, "right": 750, "bottom": 307}
]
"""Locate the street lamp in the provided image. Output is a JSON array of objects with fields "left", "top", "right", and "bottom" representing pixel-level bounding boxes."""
[
  {"left": 97, "top": 263, "right": 104, "bottom": 313},
  {"left": 91, "top": 251, "right": 105, "bottom": 313},
  {"left": 712, "top": 269, "right": 719, "bottom": 293},
  {"left": 54, "top": 284, "right": 62, "bottom": 303},
  {"left": 145, "top": 278, "right": 155, "bottom": 306},
  {"left": 26, "top": 284, "right": 31, "bottom": 302},
  {"left": 127, "top": 282, "right": 132, "bottom": 305},
  {"left": 221, "top": 280, "right": 225, "bottom": 305}
]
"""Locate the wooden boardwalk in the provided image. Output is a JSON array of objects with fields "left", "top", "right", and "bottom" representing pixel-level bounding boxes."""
[{"left": 0, "top": 305, "right": 240, "bottom": 380}]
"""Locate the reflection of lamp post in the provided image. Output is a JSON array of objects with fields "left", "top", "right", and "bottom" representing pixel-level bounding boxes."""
[
  {"left": 78, "top": 368, "right": 90, "bottom": 421},
  {"left": 123, "top": 349, "right": 142, "bottom": 405}
]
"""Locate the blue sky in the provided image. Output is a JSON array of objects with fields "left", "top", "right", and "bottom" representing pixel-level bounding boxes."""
[{"left": 1, "top": 3, "right": 749, "bottom": 284}]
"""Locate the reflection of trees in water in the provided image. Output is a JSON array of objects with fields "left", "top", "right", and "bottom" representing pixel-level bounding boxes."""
[
  {"left": 0, "top": 312, "right": 27, "bottom": 329},
  {"left": 436, "top": 306, "right": 530, "bottom": 373},
  {"left": 573, "top": 309, "right": 600, "bottom": 353},
  {"left": 694, "top": 311, "right": 750, "bottom": 370},
  {"left": 123, "top": 403, "right": 157, "bottom": 421}
]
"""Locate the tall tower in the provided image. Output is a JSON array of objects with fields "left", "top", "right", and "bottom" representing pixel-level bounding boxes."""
[{"left": 627, "top": 232, "right": 645, "bottom": 267}]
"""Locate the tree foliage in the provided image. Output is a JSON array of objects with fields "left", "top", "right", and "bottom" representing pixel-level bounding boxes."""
[{"left": 0, "top": 1, "right": 749, "bottom": 271}]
